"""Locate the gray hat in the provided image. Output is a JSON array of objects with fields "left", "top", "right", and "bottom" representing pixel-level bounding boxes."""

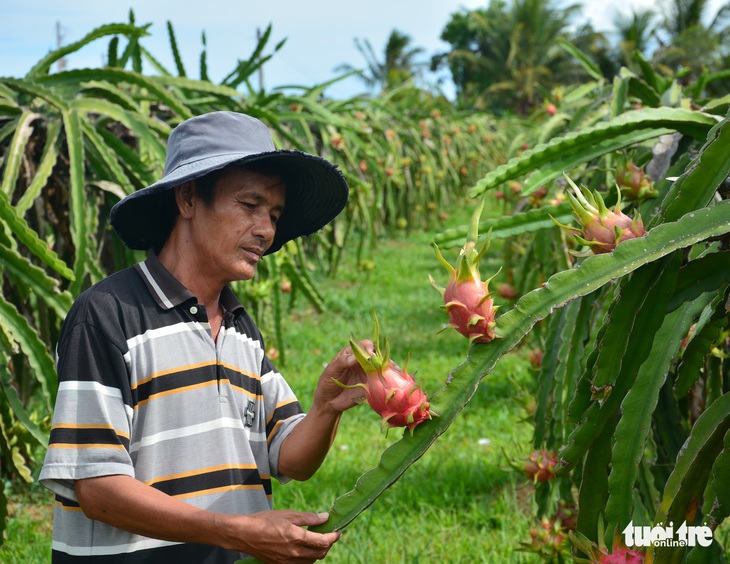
[{"left": 109, "top": 111, "right": 349, "bottom": 255}]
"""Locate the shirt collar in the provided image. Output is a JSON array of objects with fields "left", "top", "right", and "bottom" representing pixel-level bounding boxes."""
[{"left": 135, "top": 251, "right": 245, "bottom": 316}]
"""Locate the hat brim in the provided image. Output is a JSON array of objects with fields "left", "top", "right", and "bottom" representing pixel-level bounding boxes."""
[{"left": 109, "top": 149, "right": 349, "bottom": 255}]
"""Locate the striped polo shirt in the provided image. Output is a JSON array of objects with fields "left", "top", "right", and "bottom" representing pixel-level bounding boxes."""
[{"left": 40, "top": 252, "right": 305, "bottom": 563}]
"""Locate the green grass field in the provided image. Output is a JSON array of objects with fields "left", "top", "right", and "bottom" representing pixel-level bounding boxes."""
[{"left": 1, "top": 211, "right": 542, "bottom": 563}]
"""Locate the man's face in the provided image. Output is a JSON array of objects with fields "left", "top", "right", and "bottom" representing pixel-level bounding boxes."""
[{"left": 189, "top": 167, "right": 286, "bottom": 283}]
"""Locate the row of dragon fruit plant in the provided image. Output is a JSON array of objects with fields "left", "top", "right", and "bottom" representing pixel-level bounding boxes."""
[
  {"left": 299, "top": 50, "right": 730, "bottom": 563},
  {"left": 0, "top": 17, "right": 520, "bottom": 533}
]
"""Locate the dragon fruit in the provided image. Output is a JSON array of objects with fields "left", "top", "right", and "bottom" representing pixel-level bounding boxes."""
[
  {"left": 554, "top": 501, "right": 578, "bottom": 531},
  {"left": 552, "top": 174, "right": 647, "bottom": 255},
  {"left": 522, "top": 517, "right": 570, "bottom": 558},
  {"left": 616, "top": 163, "right": 657, "bottom": 202},
  {"left": 570, "top": 526, "right": 646, "bottom": 564},
  {"left": 430, "top": 200, "right": 499, "bottom": 343},
  {"left": 519, "top": 449, "right": 558, "bottom": 482},
  {"left": 338, "top": 313, "right": 433, "bottom": 435},
  {"left": 600, "top": 547, "right": 645, "bottom": 563}
]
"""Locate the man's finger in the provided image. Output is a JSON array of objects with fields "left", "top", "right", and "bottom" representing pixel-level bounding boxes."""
[
  {"left": 289, "top": 511, "right": 330, "bottom": 528},
  {"left": 300, "top": 529, "right": 341, "bottom": 550}
]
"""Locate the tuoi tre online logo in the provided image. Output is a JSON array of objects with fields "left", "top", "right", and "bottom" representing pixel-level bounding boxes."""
[{"left": 622, "top": 521, "right": 713, "bottom": 548}]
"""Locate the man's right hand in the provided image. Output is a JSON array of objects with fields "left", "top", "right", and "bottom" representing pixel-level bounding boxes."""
[{"left": 225, "top": 510, "right": 340, "bottom": 563}]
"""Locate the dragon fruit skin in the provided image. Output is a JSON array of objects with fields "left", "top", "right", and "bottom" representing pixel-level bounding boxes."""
[
  {"left": 552, "top": 174, "right": 647, "bottom": 255},
  {"left": 600, "top": 547, "right": 645, "bottom": 564},
  {"left": 581, "top": 205, "right": 646, "bottom": 253},
  {"left": 522, "top": 449, "right": 558, "bottom": 483},
  {"left": 440, "top": 268, "right": 497, "bottom": 343},
  {"left": 338, "top": 314, "right": 433, "bottom": 434},
  {"left": 360, "top": 361, "right": 431, "bottom": 432},
  {"left": 430, "top": 199, "right": 499, "bottom": 344}
]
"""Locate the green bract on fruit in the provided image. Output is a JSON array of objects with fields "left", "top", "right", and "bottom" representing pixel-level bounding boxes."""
[
  {"left": 430, "top": 200, "right": 500, "bottom": 343},
  {"left": 337, "top": 313, "right": 434, "bottom": 435},
  {"left": 552, "top": 174, "right": 647, "bottom": 256},
  {"left": 570, "top": 528, "right": 646, "bottom": 564}
]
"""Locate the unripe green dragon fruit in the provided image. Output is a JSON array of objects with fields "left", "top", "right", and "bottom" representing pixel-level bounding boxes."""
[
  {"left": 338, "top": 313, "right": 433, "bottom": 435},
  {"left": 430, "top": 200, "right": 499, "bottom": 343},
  {"left": 552, "top": 174, "right": 647, "bottom": 256},
  {"left": 616, "top": 163, "right": 657, "bottom": 202},
  {"left": 521, "top": 517, "right": 570, "bottom": 558}
]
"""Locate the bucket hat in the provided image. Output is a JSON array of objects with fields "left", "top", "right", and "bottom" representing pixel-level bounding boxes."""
[{"left": 109, "top": 111, "right": 349, "bottom": 255}]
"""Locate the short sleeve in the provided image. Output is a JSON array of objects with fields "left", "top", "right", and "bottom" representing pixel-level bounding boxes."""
[
  {"left": 39, "top": 317, "right": 135, "bottom": 502},
  {"left": 259, "top": 354, "right": 305, "bottom": 482}
]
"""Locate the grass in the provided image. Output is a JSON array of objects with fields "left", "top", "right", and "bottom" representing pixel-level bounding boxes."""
[
  {"left": 268, "top": 211, "right": 541, "bottom": 563},
  {"left": 1, "top": 482, "right": 53, "bottom": 563},
  {"left": 0, "top": 205, "right": 542, "bottom": 563}
]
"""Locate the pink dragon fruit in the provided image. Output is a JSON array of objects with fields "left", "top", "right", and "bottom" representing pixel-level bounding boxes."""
[
  {"left": 522, "top": 449, "right": 559, "bottom": 482},
  {"left": 600, "top": 547, "right": 645, "bottom": 563},
  {"left": 339, "top": 314, "right": 433, "bottom": 435},
  {"left": 430, "top": 200, "right": 499, "bottom": 343},
  {"left": 570, "top": 527, "right": 646, "bottom": 564},
  {"left": 552, "top": 174, "right": 647, "bottom": 255}
]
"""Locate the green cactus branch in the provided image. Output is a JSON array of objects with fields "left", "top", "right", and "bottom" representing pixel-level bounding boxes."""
[
  {"left": 556, "top": 253, "right": 683, "bottom": 475},
  {"left": 26, "top": 23, "right": 150, "bottom": 78},
  {"left": 39, "top": 68, "right": 195, "bottom": 120},
  {"left": 433, "top": 201, "right": 575, "bottom": 249},
  {"left": 0, "top": 295, "right": 57, "bottom": 409},
  {"left": 648, "top": 391, "right": 730, "bottom": 564},
  {"left": 0, "top": 190, "right": 74, "bottom": 280},
  {"left": 674, "top": 302, "right": 728, "bottom": 400},
  {"left": 589, "top": 254, "right": 680, "bottom": 393},
  {"left": 604, "top": 292, "right": 717, "bottom": 535},
  {"left": 14, "top": 120, "right": 62, "bottom": 214},
  {"left": 709, "top": 431, "right": 730, "bottom": 528},
  {"left": 469, "top": 107, "right": 720, "bottom": 198},
  {"left": 658, "top": 110, "right": 730, "bottom": 225}
]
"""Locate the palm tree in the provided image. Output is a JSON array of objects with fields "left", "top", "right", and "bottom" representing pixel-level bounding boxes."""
[
  {"left": 337, "top": 29, "right": 425, "bottom": 93},
  {"left": 660, "top": 0, "right": 729, "bottom": 36},
  {"left": 432, "top": 3, "right": 514, "bottom": 109},
  {"left": 499, "top": 0, "right": 583, "bottom": 113},
  {"left": 613, "top": 7, "right": 657, "bottom": 69},
  {"left": 434, "top": 0, "right": 583, "bottom": 113},
  {"left": 652, "top": 0, "right": 730, "bottom": 82}
]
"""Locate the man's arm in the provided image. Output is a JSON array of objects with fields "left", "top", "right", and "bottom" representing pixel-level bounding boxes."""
[
  {"left": 277, "top": 343, "right": 369, "bottom": 481},
  {"left": 75, "top": 474, "right": 340, "bottom": 563}
]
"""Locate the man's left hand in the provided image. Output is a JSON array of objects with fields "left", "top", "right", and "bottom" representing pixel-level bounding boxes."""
[{"left": 312, "top": 341, "right": 372, "bottom": 413}]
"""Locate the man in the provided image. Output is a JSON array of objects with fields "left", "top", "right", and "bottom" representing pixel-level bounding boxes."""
[{"left": 40, "top": 111, "right": 368, "bottom": 563}]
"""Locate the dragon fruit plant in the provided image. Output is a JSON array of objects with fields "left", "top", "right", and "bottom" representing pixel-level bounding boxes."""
[
  {"left": 551, "top": 174, "right": 647, "bottom": 255},
  {"left": 430, "top": 200, "right": 500, "bottom": 343},
  {"left": 336, "top": 313, "right": 434, "bottom": 435}
]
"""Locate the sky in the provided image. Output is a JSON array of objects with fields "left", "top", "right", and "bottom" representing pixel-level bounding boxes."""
[{"left": 0, "top": 0, "right": 726, "bottom": 100}]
